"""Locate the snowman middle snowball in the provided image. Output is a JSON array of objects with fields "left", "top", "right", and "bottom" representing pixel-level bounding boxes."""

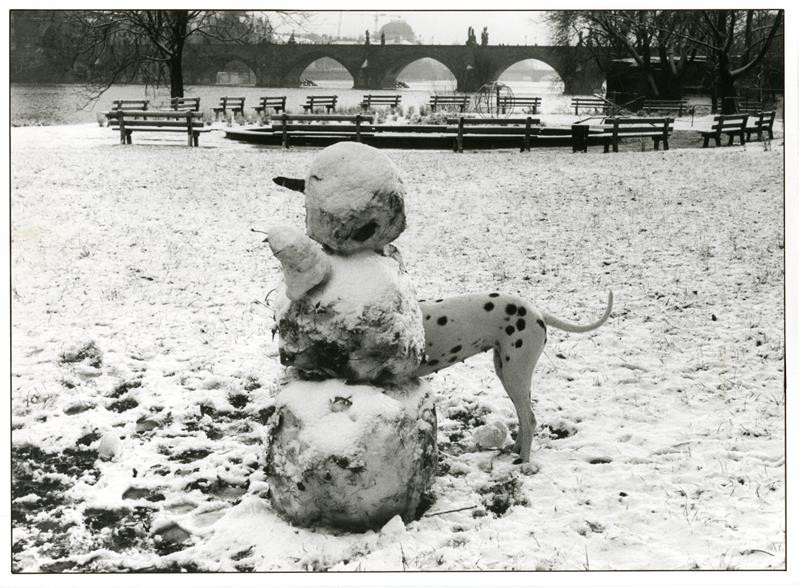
[{"left": 266, "top": 142, "right": 425, "bottom": 384}]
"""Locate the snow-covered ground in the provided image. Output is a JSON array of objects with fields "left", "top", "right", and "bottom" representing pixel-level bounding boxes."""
[{"left": 10, "top": 123, "right": 785, "bottom": 572}]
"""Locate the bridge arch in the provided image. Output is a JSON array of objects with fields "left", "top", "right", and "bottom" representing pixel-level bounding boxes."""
[
  {"left": 382, "top": 57, "right": 457, "bottom": 89},
  {"left": 282, "top": 52, "right": 361, "bottom": 87},
  {"left": 495, "top": 58, "right": 566, "bottom": 93},
  {"left": 191, "top": 52, "right": 260, "bottom": 85}
]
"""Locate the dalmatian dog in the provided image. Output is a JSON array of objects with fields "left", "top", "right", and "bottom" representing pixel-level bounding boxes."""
[
  {"left": 272, "top": 175, "right": 613, "bottom": 463},
  {"left": 417, "top": 292, "right": 613, "bottom": 463}
]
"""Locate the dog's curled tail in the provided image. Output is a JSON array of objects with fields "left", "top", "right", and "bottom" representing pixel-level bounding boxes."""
[{"left": 542, "top": 290, "right": 613, "bottom": 334}]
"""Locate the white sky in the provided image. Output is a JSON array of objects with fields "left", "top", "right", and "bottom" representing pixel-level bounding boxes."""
[{"left": 278, "top": 11, "right": 551, "bottom": 45}]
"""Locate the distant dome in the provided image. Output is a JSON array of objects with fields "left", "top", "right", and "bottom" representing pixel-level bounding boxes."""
[{"left": 378, "top": 20, "right": 416, "bottom": 44}]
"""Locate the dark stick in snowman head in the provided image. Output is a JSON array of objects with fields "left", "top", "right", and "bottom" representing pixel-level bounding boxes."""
[{"left": 274, "top": 142, "right": 406, "bottom": 254}]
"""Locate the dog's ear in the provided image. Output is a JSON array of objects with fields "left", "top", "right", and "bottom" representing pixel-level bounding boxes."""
[{"left": 273, "top": 177, "right": 305, "bottom": 193}]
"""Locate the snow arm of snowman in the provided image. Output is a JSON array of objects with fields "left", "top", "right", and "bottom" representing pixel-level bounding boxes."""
[{"left": 263, "top": 226, "right": 331, "bottom": 301}]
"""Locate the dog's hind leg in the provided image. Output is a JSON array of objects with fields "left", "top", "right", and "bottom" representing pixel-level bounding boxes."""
[
  {"left": 418, "top": 294, "right": 547, "bottom": 463},
  {"left": 491, "top": 308, "right": 545, "bottom": 462}
]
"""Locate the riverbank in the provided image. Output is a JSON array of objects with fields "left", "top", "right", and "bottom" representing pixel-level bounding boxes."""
[{"left": 11, "top": 124, "right": 785, "bottom": 571}]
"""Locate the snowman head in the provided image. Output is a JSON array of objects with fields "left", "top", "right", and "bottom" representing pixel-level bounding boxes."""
[{"left": 302, "top": 142, "right": 406, "bottom": 253}]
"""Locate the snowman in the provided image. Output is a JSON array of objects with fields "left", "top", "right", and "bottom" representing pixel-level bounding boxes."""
[{"left": 261, "top": 142, "right": 437, "bottom": 531}]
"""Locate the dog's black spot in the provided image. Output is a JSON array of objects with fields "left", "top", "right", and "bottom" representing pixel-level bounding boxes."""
[
  {"left": 425, "top": 315, "right": 431, "bottom": 320},
  {"left": 437, "top": 316, "right": 448, "bottom": 326},
  {"left": 484, "top": 302, "right": 495, "bottom": 311},
  {"left": 297, "top": 481, "right": 306, "bottom": 491},
  {"left": 505, "top": 304, "right": 518, "bottom": 315},
  {"left": 505, "top": 326, "right": 515, "bottom": 335},
  {"left": 515, "top": 339, "right": 523, "bottom": 348},
  {"left": 517, "top": 307, "right": 527, "bottom": 316},
  {"left": 489, "top": 293, "right": 499, "bottom": 298},
  {"left": 505, "top": 355, "right": 510, "bottom": 362},
  {"left": 449, "top": 356, "right": 458, "bottom": 363},
  {"left": 450, "top": 345, "right": 462, "bottom": 354},
  {"left": 516, "top": 319, "right": 526, "bottom": 331},
  {"left": 536, "top": 319, "right": 546, "bottom": 330},
  {"left": 428, "top": 359, "right": 439, "bottom": 366},
  {"left": 352, "top": 221, "right": 378, "bottom": 242},
  {"left": 435, "top": 299, "right": 443, "bottom": 303}
]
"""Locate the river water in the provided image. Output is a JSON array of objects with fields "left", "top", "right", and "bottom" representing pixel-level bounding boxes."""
[{"left": 11, "top": 79, "right": 568, "bottom": 126}]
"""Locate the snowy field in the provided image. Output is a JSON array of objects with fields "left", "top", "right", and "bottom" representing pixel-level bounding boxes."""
[{"left": 10, "top": 124, "right": 785, "bottom": 573}]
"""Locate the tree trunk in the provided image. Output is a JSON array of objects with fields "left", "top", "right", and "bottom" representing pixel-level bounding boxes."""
[
  {"left": 169, "top": 53, "right": 184, "bottom": 98},
  {"left": 716, "top": 52, "right": 737, "bottom": 114},
  {"left": 168, "top": 11, "right": 189, "bottom": 98}
]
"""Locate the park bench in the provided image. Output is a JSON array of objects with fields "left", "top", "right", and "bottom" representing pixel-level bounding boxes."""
[
  {"left": 497, "top": 95, "right": 541, "bottom": 114},
  {"left": 697, "top": 114, "right": 748, "bottom": 148},
  {"left": 254, "top": 96, "right": 287, "bottom": 117},
  {"left": 641, "top": 99, "right": 688, "bottom": 117},
  {"left": 272, "top": 113, "right": 374, "bottom": 147},
  {"left": 105, "top": 110, "right": 209, "bottom": 146},
  {"left": 446, "top": 116, "right": 541, "bottom": 153},
  {"left": 301, "top": 95, "right": 338, "bottom": 113},
  {"left": 429, "top": 94, "right": 470, "bottom": 112},
  {"left": 745, "top": 111, "right": 776, "bottom": 142},
  {"left": 571, "top": 96, "right": 608, "bottom": 115},
  {"left": 110, "top": 99, "right": 149, "bottom": 112},
  {"left": 360, "top": 94, "right": 402, "bottom": 110},
  {"left": 595, "top": 117, "right": 674, "bottom": 152},
  {"left": 724, "top": 97, "right": 764, "bottom": 114},
  {"left": 213, "top": 96, "right": 246, "bottom": 120},
  {"left": 171, "top": 97, "right": 200, "bottom": 111}
]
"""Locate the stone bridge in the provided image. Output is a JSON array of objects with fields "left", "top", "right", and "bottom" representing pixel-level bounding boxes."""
[{"left": 184, "top": 43, "right": 606, "bottom": 94}]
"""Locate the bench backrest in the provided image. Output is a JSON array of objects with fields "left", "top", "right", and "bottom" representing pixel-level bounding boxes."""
[
  {"left": 304, "top": 95, "right": 338, "bottom": 104},
  {"left": 431, "top": 95, "right": 469, "bottom": 103},
  {"left": 260, "top": 96, "right": 286, "bottom": 105},
  {"left": 111, "top": 99, "right": 149, "bottom": 111},
  {"left": 362, "top": 94, "right": 401, "bottom": 104},
  {"left": 445, "top": 117, "right": 541, "bottom": 127},
  {"left": 604, "top": 117, "right": 673, "bottom": 135},
  {"left": 108, "top": 110, "right": 203, "bottom": 121},
  {"left": 497, "top": 96, "right": 540, "bottom": 104},
  {"left": 711, "top": 114, "right": 748, "bottom": 132},
  {"left": 755, "top": 111, "right": 776, "bottom": 128},
  {"left": 218, "top": 97, "right": 245, "bottom": 108},
  {"left": 572, "top": 97, "right": 605, "bottom": 104},
  {"left": 274, "top": 113, "right": 374, "bottom": 124},
  {"left": 171, "top": 97, "right": 200, "bottom": 111}
]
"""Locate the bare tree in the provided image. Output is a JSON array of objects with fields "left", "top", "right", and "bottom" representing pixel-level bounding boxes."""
[
  {"left": 547, "top": 9, "right": 782, "bottom": 107},
  {"left": 548, "top": 10, "right": 700, "bottom": 99},
  {"left": 68, "top": 10, "right": 303, "bottom": 98},
  {"left": 697, "top": 10, "right": 783, "bottom": 112}
]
